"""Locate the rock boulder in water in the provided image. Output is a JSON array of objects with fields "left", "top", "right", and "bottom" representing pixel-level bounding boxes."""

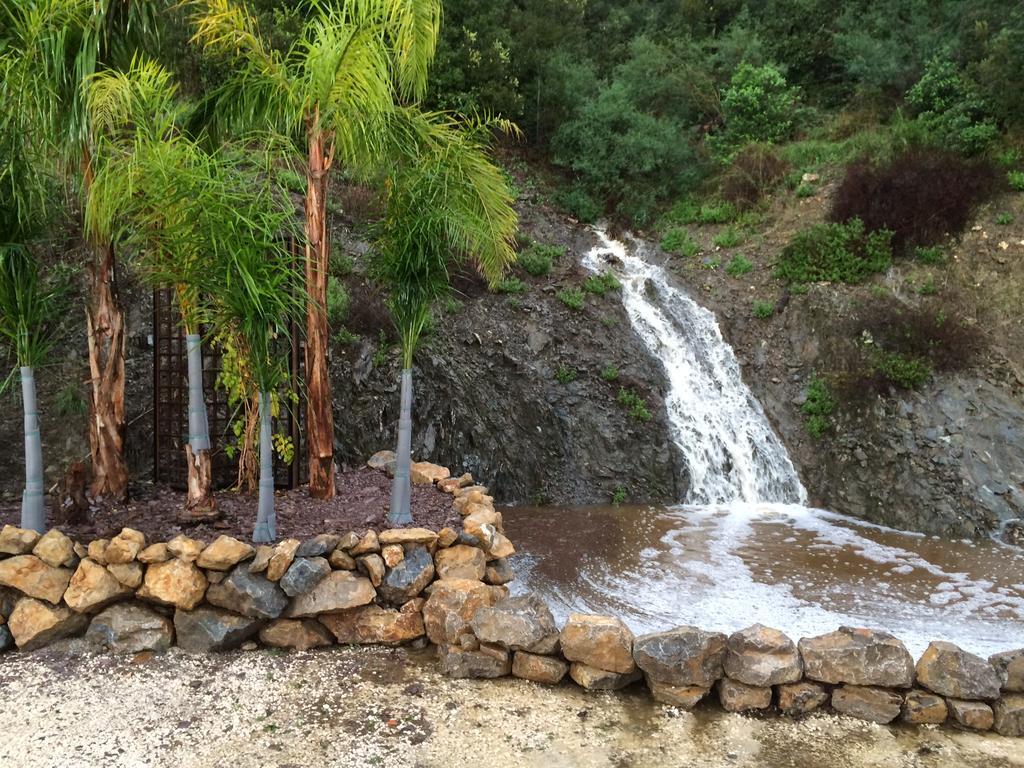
[
  {"left": 915, "top": 641, "right": 1002, "bottom": 700},
  {"left": 633, "top": 626, "right": 726, "bottom": 687},
  {"left": 799, "top": 626, "right": 914, "bottom": 688},
  {"left": 724, "top": 623, "right": 802, "bottom": 686}
]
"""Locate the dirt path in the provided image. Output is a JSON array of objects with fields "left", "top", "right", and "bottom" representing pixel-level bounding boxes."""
[{"left": 0, "top": 647, "right": 1020, "bottom": 768}]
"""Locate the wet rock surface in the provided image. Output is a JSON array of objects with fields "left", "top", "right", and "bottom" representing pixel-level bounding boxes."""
[
  {"left": 634, "top": 626, "right": 727, "bottom": 688},
  {"left": 915, "top": 641, "right": 1002, "bottom": 700},
  {"left": 799, "top": 627, "right": 914, "bottom": 688}
]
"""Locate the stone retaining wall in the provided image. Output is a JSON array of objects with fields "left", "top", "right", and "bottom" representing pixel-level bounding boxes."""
[{"left": 0, "top": 465, "right": 1022, "bottom": 739}]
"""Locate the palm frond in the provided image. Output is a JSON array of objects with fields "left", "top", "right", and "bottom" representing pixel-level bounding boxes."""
[{"left": 381, "top": 0, "right": 441, "bottom": 102}]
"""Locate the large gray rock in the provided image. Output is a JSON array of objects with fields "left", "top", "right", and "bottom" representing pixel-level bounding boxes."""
[
  {"left": 989, "top": 648, "right": 1024, "bottom": 693},
  {"left": 85, "top": 603, "right": 174, "bottom": 654},
  {"left": 173, "top": 606, "right": 262, "bottom": 653},
  {"left": 724, "top": 624, "right": 802, "bottom": 687},
  {"left": 777, "top": 681, "right": 829, "bottom": 716},
  {"left": 440, "top": 645, "right": 511, "bottom": 678},
  {"left": 799, "top": 627, "right": 914, "bottom": 688},
  {"left": 206, "top": 565, "right": 288, "bottom": 619},
  {"left": 994, "top": 694, "right": 1024, "bottom": 737},
  {"left": 279, "top": 557, "right": 330, "bottom": 597},
  {"left": 296, "top": 534, "right": 341, "bottom": 558},
  {"left": 469, "top": 594, "right": 559, "bottom": 654},
  {"left": 916, "top": 641, "right": 1002, "bottom": 700},
  {"left": 831, "top": 685, "right": 903, "bottom": 724},
  {"left": 376, "top": 545, "right": 434, "bottom": 604},
  {"left": 0, "top": 624, "right": 12, "bottom": 652},
  {"left": 633, "top": 626, "right": 727, "bottom": 688}
]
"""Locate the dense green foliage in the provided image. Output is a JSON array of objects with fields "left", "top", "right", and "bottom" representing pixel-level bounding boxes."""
[
  {"left": 776, "top": 220, "right": 893, "bottom": 285},
  {"left": 802, "top": 376, "right": 836, "bottom": 438}
]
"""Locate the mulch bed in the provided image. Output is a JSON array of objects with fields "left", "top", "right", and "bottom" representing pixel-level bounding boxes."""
[{"left": 0, "top": 467, "right": 460, "bottom": 544}]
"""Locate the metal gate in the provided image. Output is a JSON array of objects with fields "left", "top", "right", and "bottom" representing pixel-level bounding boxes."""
[{"left": 152, "top": 240, "right": 305, "bottom": 490}]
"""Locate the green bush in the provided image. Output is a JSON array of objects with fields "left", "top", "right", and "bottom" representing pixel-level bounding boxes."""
[
  {"left": 873, "top": 350, "right": 931, "bottom": 389},
  {"left": 795, "top": 182, "right": 816, "bottom": 198},
  {"left": 495, "top": 277, "right": 526, "bottom": 294},
  {"left": 557, "top": 287, "right": 585, "bottom": 310},
  {"left": 326, "top": 281, "right": 349, "bottom": 326},
  {"left": 776, "top": 219, "right": 892, "bottom": 285},
  {"left": 556, "top": 185, "right": 603, "bottom": 222},
  {"left": 584, "top": 271, "right": 621, "bottom": 296},
  {"left": 715, "top": 228, "right": 744, "bottom": 248},
  {"left": 802, "top": 376, "right": 836, "bottom": 438},
  {"left": 663, "top": 198, "right": 737, "bottom": 226},
  {"left": 611, "top": 485, "right": 627, "bottom": 505},
  {"left": 600, "top": 363, "right": 619, "bottom": 381},
  {"left": 277, "top": 168, "right": 306, "bottom": 194},
  {"left": 519, "top": 243, "right": 563, "bottom": 276},
  {"left": 1009, "top": 171, "right": 1024, "bottom": 191},
  {"left": 713, "top": 63, "right": 799, "bottom": 156},
  {"left": 555, "top": 365, "right": 577, "bottom": 384},
  {"left": 996, "top": 212, "right": 1014, "bottom": 225},
  {"left": 660, "top": 227, "right": 700, "bottom": 257},
  {"left": 753, "top": 300, "right": 774, "bottom": 318},
  {"left": 914, "top": 246, "right": 945, "bottom": 265},
  {"left": 617, "top": 387, "right": 652, "bottom": 422},
  {"left": 725, "top": 254, "right": 753, "bottom": 276},
  {"left": 329, "top": 252, "right": 354, "bottom": 277},
  {"left": 906, "top": 57, "right": 998, "bottom": 156}
]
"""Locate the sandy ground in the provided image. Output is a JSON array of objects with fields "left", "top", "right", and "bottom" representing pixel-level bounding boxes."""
[{"left": 0, "top": 646, "right": 1021, "bottom": 768}]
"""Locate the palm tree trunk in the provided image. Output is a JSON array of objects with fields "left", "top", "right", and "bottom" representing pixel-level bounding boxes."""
[
  {"left": 183, "top": 330, "right": 216, "bottom": 519},
  {"left": 82, "top": 148, "right": 128, "bottom": 500},
  {"left": 253, "top": 390, "right": 276, "bottom": 543},
  {"left": 388, "top": 368, "right": 414, "bottom": 525},
  {"left": 85, "top": 240, "right": 127, "bottom": 499},
  {"left": 20, "top": 366, "right": 45, "bottom": 532},
  {"left": 304, "top": 110, "right": 336, "bottom": 500}
]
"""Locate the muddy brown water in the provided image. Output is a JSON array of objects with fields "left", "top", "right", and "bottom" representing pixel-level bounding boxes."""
[{"left": 504, "top": 502, "right": 1024, "bottom": 658}]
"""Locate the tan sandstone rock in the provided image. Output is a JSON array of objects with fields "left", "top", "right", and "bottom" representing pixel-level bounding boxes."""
[
  {"left": 724, "top": 624, "right": 802, "bottom": 686},
  {"left": 349, "top": 530, "right": 380, "bottom": 557},
  {"left": 561, "top": 613, "right": 635, "bottom": 674},
  {"left": 137, "top": 558, "right": 207, "bottom": 610},
  {"left": 32, "top": 529, "right": 75, "bottom": 568},
  {"left": 831, "top": 685, "right": 903, "bottom": 724},
  {"left": 437, "top": 528, "right": 458, "bottom": 548},
  {"left": 410, "top": 462, "right": 450, "bottom": 485},
  {"left": 166, "top": 535, "right": 205, "bottom": 563},
  {"left": 197, "top": 536, "right": 254, "bottom": 571},
  {"left": 718, "top": 678, "right": 771, "bottom": 712},
  {"left": 513, "top": 651, "right": 569, "bottom": 684},
  {"left": 648, "top": 680, "right": 709, "bottom": 708},
  {"left": 7, "top": 598, "right": 88, "bottom": 650},
  {"left": 990, "top": 649, "right": 1024, "bottom": 693},
  {"left": 381, "top": 545, "right": 404, "bottom": 568},
  {"left": 266, "top": 539, "right": 301, "bottom": 581},
  {"left": 248, "top": 545, "right": 274, "bottom": 573},
  {"left": 799, "top": 627, "right": 914, "bottom": 688},
  {"left": 106, "top": 561, "right": 145, "bottom": 589},
  {"left": 0, "top": 555, "right": 73, "bottom": 604},
  {"left": 285, "top": 571, "right": 376, "bottom": 618},
  {"left": 328, "top": 549, "right": 356, "bottom": 570},
  {"left": 319, "top": 604, "right": 425, "bottom": 645},
  {"left": 570, "top": 662, "right": 641, "bottom": 691},
  {"left": 357, "top": 554, "right": 385, "bottom": 587},
  {"left": 0, "top": 525, "right": 40, "bottom": 555},
  {"left": 777, "top": 681, "right": 829, "bottom": 716},
  {"left": 994, "top": 694, "right": 1024, "bottom": 737},
  {"left": 916, "top": 641, "right": 1002, "bottom": 700},
  {"left": 87, "top": 539, "right": 110, "bottom": 565},
  {"left": 259, "top": 619, "right": 334, "bottom": 651},
  {"left": 64, "top": 559, "right": 132, "bottom": 612},
  {"left": 901, "top": 689, "right": 949, "bottom": 724},
  {"left": 434, "top": 545, "right": 486, "bottom": 581},
  {"left": 378, "top": 528, "right": 438, "bottom": 548},
  {"left": 422, "top": 578, "right": 505, "bottom": 646},
  {"left": 138, "top": 543, "right": 171, "bottom": 565},
  {"left": 948, "top": 699, "right": 994, "bottom": 731},
  {"left": 104, "top": 528, "right": 146, "bottom": 565}
]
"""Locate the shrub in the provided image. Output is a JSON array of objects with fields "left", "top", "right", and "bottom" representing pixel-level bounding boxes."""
[
  {"left": 720, "top": 143, "right": 789, "bottom": 208},
  {"left": 1009, "top": 171, "right": 1024, "bottom": 191},
  {"left": 329, "top": 252, "right": 354, "bottom": 277},
  {"left": 830, "top": 150, "right": 997, "bottom": 253},
  {"left": 996, "top": 212, "right": 1014, "bottom": 225},
  {"left": 326, "top": 281, "right": 349, "bottom": 326},
  {"left": 557, "top": 287, "right": 585, "bottom": 310},
  {"left": 600, "top": 363, "right": 619, "bottom": 381},
  {"left": 802, "top": 376, "right": 836, "bottom": 438},
  {"left": 795, "top": 182, "right": 816, "bottom": 198},
  {"left": 557, "top": 185, "right": 603, "bottom": 222},
  {"left": 660, "top": 227, "right": 700, "bottom": 257},
  {"left": 725, "top": 254, "right": 753, "bottom": 276},
  {"left": 906, "top": 57, "right": 998, "bottom": 156},
  {"left": 617, "top": 387, "right": 652, "bottom": 422},
  {"left": 872, "top": 350, "right": 931, "bottom": 389},
  {"left": 519, "top": 243, "right": 563, "bottom": 277},
  {"left": 611, "top": 486, "right": 627, "bottom": 505},
  {"left": 776, "top": 219, "right": 892, "bottom": 285},
  {"left": 584, "top": 271, "right": 621, "bottom": 296},
  {"left": 715, "top": 228, "right": 744, "bottom": 249},
  {"left": 914, "top": 246, "right": 945, "bottom": 265},
  {"left": 662, "top": 197, "right": 737, "bottom": 226},
  {"left": 753, "top": 300, "right": 774, "bottom": 318},
  {"left": 714, "top": 64, "right": 799, "bottom": 155},
  {"left": 495, "top": 277, "right": 526, "bottom": 294},
  {"left": 555, "top": 365, "right": 577, "bottom": 384}
]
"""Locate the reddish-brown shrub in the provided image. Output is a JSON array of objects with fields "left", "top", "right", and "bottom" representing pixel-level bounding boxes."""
[
  {"left": 830, "top": 150, "right": 997, "bottom": 254},
  {"left": 720, "top": 142, "right": 789, "bottom": 209}
]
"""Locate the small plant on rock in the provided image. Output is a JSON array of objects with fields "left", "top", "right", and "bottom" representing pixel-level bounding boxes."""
[
  {"left": 495, "top": 277, "right": 526, "bottom": 294},
  {"left": 996, "top": 212, "right": 1013, "bottom": 225},
  {"left": 601, "top": 363, "right": 620, "bottom": 381},
  {"left": 802, "top": 376, "right": 836, "bottom": 438},
  {"left": 725, "top": 254, "right": 754, "bottom": 277},
  {"left": 519, "top": 242, "right": 563, "bottom": 277},
  {"left": 715, "top": 228, "right": 744, "bottom": 249},
  {"left": 611, "top": 485, "right": 627, "bottom": 505},
  {"left": 661, "top": 227, "right": 700, "bottom": 257},
  {"left": 557, "top": 287, "right": 585, "bottom": 310},
  {"left": 555, "top": 365, "right": 577, "bottom": 384},
  {"left": 753, "top": 300, "right": 774, "bottom": 318},
  {"left": 1009, "top": 171, "right": 1024, "bottom": 191},
  {"left": 914, "top": 246, "right": 945, "bottom": 265},
  {"left": 617, "top": 387, "right": 652, "bottom": 422},
  {"left": 584, "top": 271, "right": 622, "bottom": 296}
]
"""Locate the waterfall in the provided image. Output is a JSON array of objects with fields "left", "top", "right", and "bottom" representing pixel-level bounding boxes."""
[{"left": 583, "top": 228, "right": 807, "bottom": 505}]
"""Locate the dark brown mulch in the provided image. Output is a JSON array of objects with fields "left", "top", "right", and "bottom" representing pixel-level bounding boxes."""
[{"left": 0, "top": 467, "right": 460, "bottom": 545}]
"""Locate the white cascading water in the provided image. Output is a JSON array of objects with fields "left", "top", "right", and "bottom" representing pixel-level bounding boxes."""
[{"left": 582, "top": 228, "right": 807, "bottom": 506}]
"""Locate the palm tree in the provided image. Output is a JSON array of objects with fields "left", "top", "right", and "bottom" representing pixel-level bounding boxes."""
[
  {"left": 2, "top": 0, "right": 164, "bottom": 501},
  {"left": 204, "top": 229, "right": 303, "bottom": 542},
  {"left": 86, "top": 58, "right": 285, "bottom": 519},
  {"left": 375, "top": 111, "right": 518, "bottom": 523},
  {"left": 0, "top": 246, "right": 67, "bottom": 532},
  {"left": 187, "top": 0, "right": 442, "bottom": 500}
]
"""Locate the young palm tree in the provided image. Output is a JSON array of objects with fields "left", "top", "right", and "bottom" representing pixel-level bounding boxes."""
[
  {"left": 375, "top": 111, "right": 518, "bottom": 523},
  {"left": 188, "top": 0, "right": 442, "bottom": 500},
  {"left": 0, "top": 246, "right": 67, "bottom": 532},
  {"left": 204, "top": 229, "right": 303, "bottom": 542},
  {"left": 2, "top": 0, "right": 164, "bottom": 500},
  {"left": 86, "top": 59, "right": 270, "bottom": 519}
]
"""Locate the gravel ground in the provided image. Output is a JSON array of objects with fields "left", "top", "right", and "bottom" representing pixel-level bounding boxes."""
[{"left": 1, "top": 647, "right": 1021, "bottom": 768}]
